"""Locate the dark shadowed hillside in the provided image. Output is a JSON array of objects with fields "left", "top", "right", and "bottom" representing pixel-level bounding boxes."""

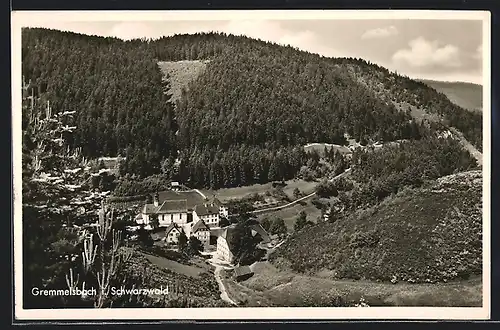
[{"left": 270, "top": 170, "right": 482, "bottom": 284}]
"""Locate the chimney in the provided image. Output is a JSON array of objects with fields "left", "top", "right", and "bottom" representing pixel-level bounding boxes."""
[{"left": 154, "top": 192, "right": 159, "bottom": 207}]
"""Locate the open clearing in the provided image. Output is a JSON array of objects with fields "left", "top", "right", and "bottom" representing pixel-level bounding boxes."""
[
  {"left": 256, "top": 199, "right": 322, "bottom": 232},
  {"left": 304, "top": 143, "right": 352, "bottom": 157},
  {"left": 230, "top": 261, "right": 482, "bottom": 307},
  {"left": 201, "top": 179, "right": 318, "bottom": 203},
  {"left": 157, "top": 60, "right": 209, "bottom": 104}
]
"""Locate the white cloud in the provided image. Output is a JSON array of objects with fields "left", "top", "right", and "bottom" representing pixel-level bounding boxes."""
[
  {"left": 392, "top": 37, "right": 461, "bottom": 68},
  {"left": 473, "top": 44, "right": 482, "bottom": 60},
  {"left": 361, "top": 25, "right": 398, "bottom": 39}
]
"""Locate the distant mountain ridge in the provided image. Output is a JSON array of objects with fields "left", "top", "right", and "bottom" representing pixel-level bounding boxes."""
[{"left": 418, "top": 79, "right": 483, "bottom": 112}]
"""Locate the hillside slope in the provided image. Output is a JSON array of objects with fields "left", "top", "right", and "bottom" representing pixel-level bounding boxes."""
[
  {"left": 270, "top": 170, "right": 482, "bottom": 284},
  {"left": 22, "top": 29, "right": 482, "bottom": 188},
  {"left": 419, "top": 79, "right": 482, "bottom": 112},
  {"left": 341, "top": 59, "right": 482, "bottom": 151}
]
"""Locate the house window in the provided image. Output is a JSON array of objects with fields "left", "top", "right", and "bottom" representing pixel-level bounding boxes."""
[
  {"left": 180, "top": 214, "right": 182, "bottom": 220},
  {"left": 171, "top": 214, "right": 173, "bottom": 221}
]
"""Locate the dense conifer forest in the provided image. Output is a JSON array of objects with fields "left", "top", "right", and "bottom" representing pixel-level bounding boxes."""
[{"left": 22, "top": 28, "right": 482, "bottom": 189}]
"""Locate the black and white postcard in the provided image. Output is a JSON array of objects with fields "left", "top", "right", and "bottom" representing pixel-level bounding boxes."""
[{"left": 11, "top": 10, "right": 491, "bottom": 320}]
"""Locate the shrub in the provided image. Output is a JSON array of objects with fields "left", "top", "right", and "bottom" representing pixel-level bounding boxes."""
[{"left": 316, "top": 180, "right": 338, "bottom": 198}]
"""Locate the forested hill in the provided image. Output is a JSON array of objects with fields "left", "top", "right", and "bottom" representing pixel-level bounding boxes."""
[
  {"left": 22, "top": 28, "right": 482, "bottom": 188},
  {"left": 22, "top": 28, "right": 178, "bottom": 170}
]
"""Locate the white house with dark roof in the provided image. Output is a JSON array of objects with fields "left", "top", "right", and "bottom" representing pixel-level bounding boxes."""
[
  {"left": 216, "top": 226, "right": 237, "bottom": 263},
  {"left": 193, "top": 203, "right": 220, "bottom": 228},
  {"left": 164, "top": 223, "right": 184, "bottom": 244},
  {"left": 211, "top": 196, "right": 229, "bottom": 218},
  {"left": 140, "top": 193, "right": 189, "bottom": 228},
  {"left": 189, "top": 220, "right": 211, "bottom": 247},
  {"left": 215, "top": 222, "right": 271, "bottom": 264}
]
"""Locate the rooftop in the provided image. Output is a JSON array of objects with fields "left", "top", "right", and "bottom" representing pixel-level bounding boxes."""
[
  {"left": 194, "top": 203, "right": 219, "bottom": 216},
  {"left": 157, "top": 200, "right": 188, "bottom": 213},
  {"left": 157, "top": 190, "right": 206, "bottom": 210},
  {"left": 142, "top": 199, "right": 188, "bottom": 214},
  {"left": 165, "top": 222, "right": 183, "bottom": 235},
  {"left": 192, "top": 220, "right": 210, "bottom": 233},
  {"left": 234, "top": 265, "right": 253, "bottom": 278},
  {"left": 250, "top": 224, "right": 271, "bottom": 244}
]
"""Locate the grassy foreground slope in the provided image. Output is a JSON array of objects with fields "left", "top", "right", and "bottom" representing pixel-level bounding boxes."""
[
  {"left": 233, "top": 261, "right": 481, "bottom": 307},
  {"left": 270, "top": 170, "right": 482, "bottom": 284}
]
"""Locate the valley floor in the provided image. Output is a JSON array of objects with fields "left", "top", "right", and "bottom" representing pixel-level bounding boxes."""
[{"left": 221, "top": 261, "right": 482, "bottom": 307}]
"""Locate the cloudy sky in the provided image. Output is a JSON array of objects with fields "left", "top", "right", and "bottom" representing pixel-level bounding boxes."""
[{"left": 19, "top": 16, "right": 484, "bottom": 84}]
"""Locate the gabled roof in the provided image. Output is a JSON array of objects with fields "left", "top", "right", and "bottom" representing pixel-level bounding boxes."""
[
  {"left": 194, "top": 203, "right": 219, "bottom": 216},
  {"left": 250, "top": 224, "right": 271, "bottom": 244},
  {"left": 192, "top": 220, "right": 209, "bottom": 233},
  {"left": 234, "top": 265, "right": 253, "bottom": 277},
  {"left": 142, "top": 203, "right": 158, "bottom": 214},
  {"left": 157, "top": 200, "right": 188, "bottom": 214},
  {"left": 211, "top": 227, "right": 224, "bottom": 237},
  {"left": 165, "top": 223, "right": 182, "bottom": 235},
  {"left": 157, "top": 190, "right": 205, "bottom": 210},
  {"left": 211, "top": 196, "right": 223, "bottom": 207}
]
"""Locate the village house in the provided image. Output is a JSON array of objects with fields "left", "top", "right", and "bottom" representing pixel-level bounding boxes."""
[
  {"left": 164, "top": 223, "right": 184, "bottom": 245},
  {"left": 212, "top": 197, "right": 229, "bottom": 218},
  {"left": 216, "top": 223, "right": 271, "bottom": 264},
  {"left": 193, "top": 203, "right": 221, "bottom": 228},
  {"left": 250, "top": 223, "right": 271, "bottom": 248},
  {"left": 216, "top": 226, "right": 237, "bottom": 264},
  {"left": 189, "top": 220, "right": 211, "bottom": 247}
]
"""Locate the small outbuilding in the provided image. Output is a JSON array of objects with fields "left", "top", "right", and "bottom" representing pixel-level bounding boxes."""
[{"left": 233, "top": 265, "right": 254, "bottom": 282}]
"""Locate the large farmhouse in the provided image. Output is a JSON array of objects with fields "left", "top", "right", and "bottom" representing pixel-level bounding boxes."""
[
  {"left": 193, "top": 203, "right": 220, "bottom": 228},
  {"left": 136, "top": 190, "right": 229, "bottom": 249},
  {"left": 141, "top": 198, "right": 189, "bottom": 227},
  {"left": 216, "top": 223, "right": 270, "bottom": 264}
]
